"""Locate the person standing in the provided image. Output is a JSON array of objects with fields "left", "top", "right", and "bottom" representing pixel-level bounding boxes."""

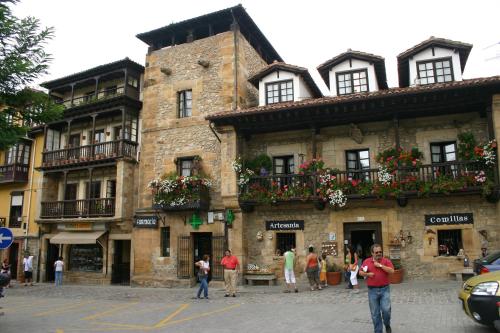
[
  {"left": 304, "top": 245, "right": 321, "bottom": 291},
  {"left": 282, "top": 246, "right": 298, "bottom": 293},
  {"left": 359, "top": 244, "right": 394, "bottom": 333},
  {"left": 195, "top": 255, "right": 210, "bottom": 299},
  {"left": 1, "top": 259, "right": 11, "bottom": 288},
  {"left": 319, "top": 253, "right": 327, "bottom": 288},
  {"left": 54, "top": 257, "right": 64, "bottom": 287},
  {"left": 221, "top": 249, "right": 240, "bottom": 297},
  {"left": 348, "top": 246, "right": 360, "bottom": 293},
  {"left": 22, "top": 254, "right": 34, "bottom": 287}
]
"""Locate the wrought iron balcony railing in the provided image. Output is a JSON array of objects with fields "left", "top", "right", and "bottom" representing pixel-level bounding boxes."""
[
  {"left": 40, "top": 198, "right": 115, "bottom": 218},
  {"left": 238, "top": 160, "right": 499, "bottom": 209},
  {"left": 152, "top": 186, "right": 210, "bottom": 212}
]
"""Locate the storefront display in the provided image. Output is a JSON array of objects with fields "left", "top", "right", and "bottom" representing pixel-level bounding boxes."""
[{"left": 69, "top": 244, "right": 103, "bottom": 272}]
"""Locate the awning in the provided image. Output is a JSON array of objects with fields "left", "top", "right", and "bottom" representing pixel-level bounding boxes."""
[{"left": 50, "top": 231, "right": 106, "bottom": 245}]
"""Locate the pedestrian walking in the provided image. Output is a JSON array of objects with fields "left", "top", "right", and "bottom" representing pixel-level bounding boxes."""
[
  {"left": 1, "top": 259, "right": 11, "bottom": 288},
  {"left": 54, "top": 256, "right": 64, "bottom": 286},
  {"left": 221, "top": 249, "right": 240, "bottom": 297},
  {"left": 22, "top": 254, "right": 34, "bottom": 286},
  {"left": 348, "top": 246, "right": 360, "bottom": 293},
  {"left": 282, "top": 246, "right": 298, "bottom": 293},
  {"left": 344, "top": 247, "right": 353, "bottom": 289},
  {"left": 195, "top": 254, "right": 210, "bottom": 299},
  {"left": 319, "top": 253, "right": 327, "bottom": 288},
  {"left": 304, "top": 245, "right": 321, "bottom": 291},
  {"left": 359, "top": 244, "right": 394, "bottom": 333}
]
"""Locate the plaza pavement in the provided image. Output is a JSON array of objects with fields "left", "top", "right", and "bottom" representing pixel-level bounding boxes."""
[{"left": 0, "top": 279, "right": 496, "bottom": 333}]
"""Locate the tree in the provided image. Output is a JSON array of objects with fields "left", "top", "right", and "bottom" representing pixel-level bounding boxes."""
[{"left": 0, "top": 0, "right": 63, "bottom": 150}]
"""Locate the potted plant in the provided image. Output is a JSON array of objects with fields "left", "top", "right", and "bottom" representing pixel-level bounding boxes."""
[
  {"left": 326, "top": 261, "right": 342, "bottom": 285},
  {"left": 389, "top": 259, "right": 404, "bottom": 284}
]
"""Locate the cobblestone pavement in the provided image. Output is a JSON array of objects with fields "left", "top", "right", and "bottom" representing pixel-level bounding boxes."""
[{"left": 0, "top": 279, "right": 496, "bottom": 333}]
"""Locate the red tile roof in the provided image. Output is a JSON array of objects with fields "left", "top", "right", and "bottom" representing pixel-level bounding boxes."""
[{"left": 207, "top": 76, "right": 500, "bottom": 120}]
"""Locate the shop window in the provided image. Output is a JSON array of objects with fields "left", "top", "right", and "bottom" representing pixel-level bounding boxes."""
[
  {"left": 161, "top": 227, "right": 170, "bottom": 257},
  {"left": 69, "top": 244, "right": 103, "bottom": 272},
  {"left": 276, "top": 233, "right": 296, "bottom": 256},
  {"left": 437, "top": 229, "right": 462, "bottom": 256}
]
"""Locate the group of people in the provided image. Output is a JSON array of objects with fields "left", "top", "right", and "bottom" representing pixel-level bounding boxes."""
[
  {"left": 281, "top": 244, "right": 394, "bottom": 333},
  {"left": 194, "top": 249, "right": 240, "bottom": 299}
]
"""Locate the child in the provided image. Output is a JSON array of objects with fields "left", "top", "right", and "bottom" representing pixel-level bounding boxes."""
[{"left": 319, "top": 253, "right": 327, "bottom": 287}]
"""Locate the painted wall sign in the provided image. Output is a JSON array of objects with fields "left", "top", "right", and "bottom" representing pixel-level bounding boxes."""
[
  {"left": 424, "top": 213, "right": 473, "bottom": 226},
  {"left": 134, "top": 216, "right": 158, "bottom": 228},
  {"left": 321, "top": 241, "right": 338, "bottom": 256},
  {"left": 265, "top": 220, "right": 304, "bottom": 231}
]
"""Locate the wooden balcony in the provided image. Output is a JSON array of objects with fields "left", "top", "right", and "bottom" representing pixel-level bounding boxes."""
[
  {"left": 41, "top": 140, "right": 137, "bottom": 169},
  {"left": 153, "top": 186, "right": 210, "bottom": 212},
  {"left": 56, "top": 86, "right": 140, "bottom": 109},
  {"left": 238, "top": 160, "right": 499, "bottom": 210},
  {"left": 0, "top": 163, "right": 29, "bottom": 183},
  {"left": 40, "top": 198, "right": 115, "bottom": 218}
]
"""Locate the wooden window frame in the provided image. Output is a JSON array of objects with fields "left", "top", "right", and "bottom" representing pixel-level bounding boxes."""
[
  {"left": 430, "top": 141, "right": 457, "bottom": 163},
  {"left": 417, "top": 57, "right": 454, "bottom": 85},
  {"left": 336, "top": 68, "right": 369, "bottom": 96},
  {"left": 345, "top": 149, "right": 370, "bottom": 180},
  {"left": 273, "top": 155, "right": 295, "bottom": 175},
  {"left": 265, "top": 80, "right": 294, "bottom": 105},
  {"left": 437, "top": 229, "right": 462, "bottom": 256},
  {"left": 275, "top": 232, "right": 296, "bottom": 256},
  {"left": 178, "top": 90, "right": 192, "bottom": 118},
  {"left": 177, "top": 157, "right": 194, "bottom": 177}
]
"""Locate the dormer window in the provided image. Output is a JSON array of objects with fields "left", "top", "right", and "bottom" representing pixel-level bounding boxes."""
[
  {"left": 266, "top": 80, "right": 293, "bottom": 105},
  {"left": 417, "top": 57, "right": 454, "bottom": 84},
  {"left": 336, "top": 69, "right": 368, "bottom": 95}
]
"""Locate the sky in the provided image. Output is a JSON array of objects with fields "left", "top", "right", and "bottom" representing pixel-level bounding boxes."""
[{"left": 13, "top": 0, "right": 500, "bottom": 93}]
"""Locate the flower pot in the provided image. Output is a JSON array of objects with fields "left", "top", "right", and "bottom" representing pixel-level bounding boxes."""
[
  {"left": 389, "top": 268, "right": 404, "bottom": 284},
  {"left": 326, "top": 271, "right": 341, "bottom": 285}
]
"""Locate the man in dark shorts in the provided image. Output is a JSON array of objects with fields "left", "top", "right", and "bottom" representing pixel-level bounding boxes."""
[
  {"left": 359, "top": 244, "right": 394, "bottom": 333},
  {"left": 23, "top": 254, "right": 34, "bottom": 286}
]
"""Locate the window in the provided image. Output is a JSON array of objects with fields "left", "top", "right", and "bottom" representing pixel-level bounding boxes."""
[
  {"left": 417, "top": 58, "right": 454, "bottom": 85},
  {"left": 127, "top": 76, "right": 138, "bottom": 88},
  {"left": 6, "top": 143, "right": 30, "bottom": 165},
  {"left": 346, "top": 149, "right": 370, "bottom": 180},
  {"left": 336, "top": 69, "right": 368, "bottom": 95},
  {"left": 178, "top": 90, "right": 192, "bottom": 118},
  {"left": 45, "top": 129, "right": 61, "bottom": 151},
  {"left": 273, "top": 155, "right": 294, "bottom": 187},
  {"left": 430, "top": 142, "right": 456, "bottom": 163},
  {"left": 85, "top": 181, "right": 102, "bottom": 199},
  {"left": 9, "top": 193, "right": 23, "bottom": 228},
  {"left": 437, "top": 229, "right": 462, "bottom": 256},
  {"left": 104, "top": 85, "right": 117, "bottom": 97},
  {"left": 266, "top": 80, "right": 293, "bottom": 105},
  {"left": 106, "top": 180, "right": 116, "bottom": 198},
  {"left": 161, "top": 227, "right": 170, "bottom": 257},
  {"left": 276, "top": 233, "right": 296, "bottom": 256},
  {"left": 69, "top": 244, "right": 103, "bottom": 272},
  {"left": 177, "top": 158, "right": 194, "bottom": 177},
  {"left": 83, "top": 91, "right": 95, "bottom": 103}
]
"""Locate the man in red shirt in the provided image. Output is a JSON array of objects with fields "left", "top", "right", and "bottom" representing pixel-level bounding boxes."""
[
  {"left": 359, "top": 244, "right": 394, "bottom": 333},
  {"left": 221, "top": 249, "right": 240, "bottom": 297}
]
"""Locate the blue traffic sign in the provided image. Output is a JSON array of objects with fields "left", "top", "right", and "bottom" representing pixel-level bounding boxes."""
[{"left": 0, "top": 227, "right": 14, "bottom": 250}]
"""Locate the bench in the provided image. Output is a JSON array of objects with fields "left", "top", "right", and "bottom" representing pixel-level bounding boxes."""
[
  {"left": 450, "top": 268, "right": 475, "bottom": 282},
  {"left": 244, "top": 274, "right": 277, "bottom": 286}
]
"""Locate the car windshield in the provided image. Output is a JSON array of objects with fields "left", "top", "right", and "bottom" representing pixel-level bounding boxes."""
[{"left": 483, "top": 251, "right": 500, "bottom": 263}]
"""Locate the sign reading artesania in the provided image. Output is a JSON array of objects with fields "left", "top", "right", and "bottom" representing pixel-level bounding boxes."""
[
  {"left": 134, "top": 216, "right": 158, "bottom": 228},
  {"left": 425, "top": 213, "right": 473, "bottom": 226},
  {"left": 266, "top": 220, "right": 304, "bottom": 231}
]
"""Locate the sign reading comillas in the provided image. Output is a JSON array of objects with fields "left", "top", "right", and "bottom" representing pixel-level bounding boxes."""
[
  {"left": 266, "top": 220, "right": 304, "bottom": 231},
  {"left": 424, "top": 213, "right": 473, "bottom": 226}
]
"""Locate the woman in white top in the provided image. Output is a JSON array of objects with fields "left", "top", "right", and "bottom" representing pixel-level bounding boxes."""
[
  {"left": 195, "top": 255, "right": 210, "bottom": 299},
  {"left": 54, "top": 256, "right": 64, "bottom": 286}
]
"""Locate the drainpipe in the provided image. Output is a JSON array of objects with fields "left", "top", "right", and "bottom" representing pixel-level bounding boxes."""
[
  {"left": 230, "top": 11, "right": 239, "bottom": 111},
  {"left": 24, "top": 136, "right": 36, "bottom": 252}
]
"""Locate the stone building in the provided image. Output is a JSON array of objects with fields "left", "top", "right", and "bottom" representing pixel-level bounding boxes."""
[
  {"left": 132, "top": 5, "right": 281, "bottom": 287},
  {"left": 36, "top": 59, "right": 144, "bottom": 284},
  {"left": 208, "top": 37, "right": 500, "bottom": 279},
  {"left": 134, "top": 5, "right": 500, "bottom": 285}
]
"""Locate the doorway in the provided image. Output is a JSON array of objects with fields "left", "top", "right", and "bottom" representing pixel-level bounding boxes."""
[
  {"left": 8, "top": 242, "right": 19, "bottom": 279},
  {"left": 111, "top": 240, "right": 131, "bottom": 285},
  {"left": 344, "top": 222, "right": 382, "bottom": 263},
  {"left": 46, "top": 242, "right": 59, "bottom": 282},
  {"left": 193, "top": 233, "right": 212, "bottom": 283}
]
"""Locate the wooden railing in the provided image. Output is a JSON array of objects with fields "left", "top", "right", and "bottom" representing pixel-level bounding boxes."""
[
  {"left": 57, "top": 86, "right": 126, "bottom": 108},
  {"left": 239, "top": 160, "right": 499, "bottom": 204},
  {"left": 42, "top": 140, "right": 137, "bottom": 167},
  {"left": 0, "top": 163, "right": 29, "bottom": 183},
  {"left": 40, "top": 198, "right": 115, "bottom": 218}
]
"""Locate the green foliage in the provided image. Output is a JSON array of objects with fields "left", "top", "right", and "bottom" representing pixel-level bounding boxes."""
[
  {"left": 457, "top": 132, "right": 477, "bottom": 161},
  {"left": 0, "top": 0, "right": 62, "bottom": 149},
  {"left": 245, "top": 154, "right": 272, "bottom": 174},
  {"left": 326, "top": 261, "right": 341, "bottom": 272}
]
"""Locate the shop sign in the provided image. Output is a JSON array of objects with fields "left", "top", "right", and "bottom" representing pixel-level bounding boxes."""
[
  {"left": 424, "top": 213, "right": 473, "bottom": 226},
  {"left": 134, "top": 216, "right": 158, "bottom": 228},
  {"left": 62, "top": 223, "right": 92, "bottom": 231},
  {"left": 265, "top": 220, "right": 304, "bottom": 231}
]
